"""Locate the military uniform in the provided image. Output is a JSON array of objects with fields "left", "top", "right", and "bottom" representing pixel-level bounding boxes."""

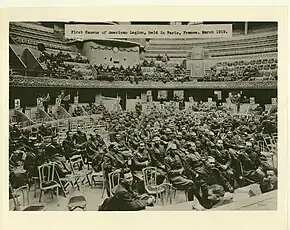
[{"left": 164, "top": 152, "right": 195, "bottom": 200}]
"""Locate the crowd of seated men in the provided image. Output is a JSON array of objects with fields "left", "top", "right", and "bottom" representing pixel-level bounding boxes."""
[
  {"left": 9, "top": 102, "right": 277, "bottom": 210},
  {"left": 99, "top": 106, "right": 277, "bottom": 210},
  {"left": 83, "top": 103, "right": 108, "bottom": 116},
  {"left": 93, "top": 60, "right": 187, "bottom": 83},
  {"left": 37, "top": 51, "right": 91, "bottom": 79},
  {"left": 94, "top": 64, "right": 143, "bottom": 82},
  {"left": 202, "top": 65, "right": 262, "bottom": 82}
]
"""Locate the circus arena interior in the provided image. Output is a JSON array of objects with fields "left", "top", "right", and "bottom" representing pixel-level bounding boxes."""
[{"left": 9, "top": 21, "right": 278, "bottom": 211}]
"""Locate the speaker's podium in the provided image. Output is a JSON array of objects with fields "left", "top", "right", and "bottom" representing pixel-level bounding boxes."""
[{"left": 186, "top": 47, "right": 208, "bottom": 80}]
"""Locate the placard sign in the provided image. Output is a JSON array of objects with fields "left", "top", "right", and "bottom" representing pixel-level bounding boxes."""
[
  {"left": 55, "top": 97, "right": 61, "bottom": 106},
  {"left": 74, "top": 96, "right": 79, "bottom": 105},
  {"left": 37, "top": 97, "right": 43, "bottom": 108},
  {"left": 174, "top": 90, "right": 184, "bottom": 100},
  {"left": 250, "top": 97, "right": 255, "bottom": 105},
  {"left": 14, "top": 99, "right": 20, "bottom": 109},
  {"left": 271, "top": 98, "right": 277, "bottom": 105},
  {"left": 158, "top": 90, "right": 168, "bottom": 100}
]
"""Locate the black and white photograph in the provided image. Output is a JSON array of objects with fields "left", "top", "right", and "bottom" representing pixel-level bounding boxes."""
[{"left": 8, "top": 20, "right": 279, "bottom": 212}]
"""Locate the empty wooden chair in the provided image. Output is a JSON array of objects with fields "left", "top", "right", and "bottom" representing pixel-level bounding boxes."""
[
  {"left": 11, "top": 184, "right": 46, "bottom": 211},
  {"left": 38, "top": 162, "right": 61, "bottom": 206},
  {"left": 69, "top": 155, "right": 92, "bottom": 190}
]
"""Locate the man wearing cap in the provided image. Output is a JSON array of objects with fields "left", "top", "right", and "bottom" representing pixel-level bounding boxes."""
[
  {"left": 184, "top": 142, "right": 204, "bottom": 181},
  {"left": 149, "top": 136, "right": 166, "bottom": 184},
  {"left": 73, "top": 126, "right": 87, "bottom": 148},
  {"left": 103, "top": 142, "right": 128, "bottom": 196},
  {"left": 210, "top": 139, "right": 237, "bottom": 188},
  {"left": 62, "top": 131, "right": 79, "bottom": 159},
  {"left": 164, "top": 144, "right": 195, "bottom": 201},
  {"left": 87, "top": 133, "right": 104, "bottom": 172},
  {"left": 237, "top": 141, "right": 268, "bottom": 184},
  {"left": 130, "top": 142, "right": 151, "bottom": 193}
]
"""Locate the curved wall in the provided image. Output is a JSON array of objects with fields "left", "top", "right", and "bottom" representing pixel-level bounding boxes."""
[{"left": 82, "top": 40, "right": 140, "bottom": 68}]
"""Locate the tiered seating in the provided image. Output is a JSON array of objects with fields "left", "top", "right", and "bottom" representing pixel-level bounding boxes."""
[
  {"left": 145, "top": 31, "right": 278, "bottom": 61},
  {"left": 9, "top": 22, "right": 94, "bottom": 80},
  {"left": 207, "top": 56, "right": 278, "bottom": 81}
]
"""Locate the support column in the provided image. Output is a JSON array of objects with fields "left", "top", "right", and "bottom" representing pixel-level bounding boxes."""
[{"left": 245, "top": 22, "right": 248, "bottom": 35}]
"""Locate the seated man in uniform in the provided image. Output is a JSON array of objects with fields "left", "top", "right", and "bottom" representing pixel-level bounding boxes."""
[
  {"left": 195, "top": 156, "right": 234, "bottom": 201},
  {"left": 149, "top": 136, "right": 166, "bottom": 185},
  {"left": 98, "top": 169, "right": 155, "bottom": 211},
  {"left": 130, "top": 142, "right": 151, "bottom": 194},
  {"left": 165, "top": 144, "right": 195, "bottom": 201}
]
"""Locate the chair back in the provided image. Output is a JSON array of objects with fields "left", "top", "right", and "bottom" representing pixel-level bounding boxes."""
[
  {"left": 258, "top": 140, "right": 267, "bottom": 153},
  {"left": 69, "top": 155, "right": 85, "bottom": 174},
  {"left": 108, "top": 169, "right": 121, "bottom": 196},
  {"left": 11, "top": 184, "right": 30, "bottom": 211},
  {"left": 142, "top": 167, "right": 157, "bottom": 188},
  {"left": 156, "top": 183, "right": 175, "bottom": 205},
  {"left": 38, "top": 162, "right": 57, "bottom": 189}
]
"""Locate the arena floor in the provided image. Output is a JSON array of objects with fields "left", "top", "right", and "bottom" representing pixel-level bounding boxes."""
[{"left": 9, "top": 182, "right": 277, "bottom": 211}]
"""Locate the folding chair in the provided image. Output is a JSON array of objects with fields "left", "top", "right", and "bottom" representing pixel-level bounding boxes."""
[
  {"left": 38, "top": 162, "right": 61, "bottom": 206},
  {"left": 91, "top": 163, "right": 106, "bottom": 198},
  {"left": 108, "top": 169, "right": 121, "bottom": 196},
  {"left": 68, "top": 155, "right": 92, "bottom": 190},
  {"left": 155, "top": 182, "right": 177, "bottom": 206},
  {"left": 142, "top": 167, "right": 168, "bottom": 204},
  {"left": 263, "top": 136, "right": 276, "bottom": 152},
  {"left": 11, "top": 184, "right": 46, "bottom": 211}
]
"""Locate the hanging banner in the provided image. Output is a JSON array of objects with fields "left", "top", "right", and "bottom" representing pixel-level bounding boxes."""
[
  {"left": 174, "top": 90, "right": 184, "bottom": 100},
  {"left": 14, "top": 99, "right": 20, "bottom": 109}
]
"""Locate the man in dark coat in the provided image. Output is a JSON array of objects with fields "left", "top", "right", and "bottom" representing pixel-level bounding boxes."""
[
  {"left": 149, "top": 136, "right": 166, "bottom": 184},
  {"left": 98, "top": 169, "right": 155, "bottom": 211},
  {"left": 165, "top": 144, "right": 195, "bottom": 201}
]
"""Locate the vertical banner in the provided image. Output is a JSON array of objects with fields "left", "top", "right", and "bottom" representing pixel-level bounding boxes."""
[
  {"left": 271, "top": 98, "right": 277, "bottom": 105},
  {"left": 37, "top": 97, "right": 43, "bottom": 108},
  {"left": 250, "top": 97, "right": 255, "bottom": 105},
  {"left": 174, "top": 90, "right": 184, "bottom": 100},
  {"left": 74, "top": 96, "right": 79, "bottom": 105},
  {"left": 14, "top": 99, "right": 20, "bottom": 109}
]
